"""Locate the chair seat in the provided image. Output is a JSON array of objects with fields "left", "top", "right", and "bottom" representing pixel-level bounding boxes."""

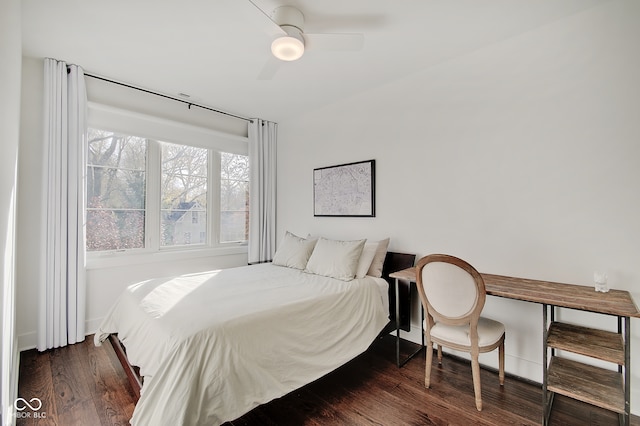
[{"left": 428, "top": 317, "right": 505, "bottom": 348}]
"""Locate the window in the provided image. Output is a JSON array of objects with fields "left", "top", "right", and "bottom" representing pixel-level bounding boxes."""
[
  {"left": 220, "top": 153, "right": 249, "bottom": 243},
  {"left": 160, "top": 142, "right": 208, "bottom": 247},
  {"left": 86, "top": 105, "right": 249, "bottom": 256},
  {"left": 86, "top": 129, "right": 147, "bottom": 251}
]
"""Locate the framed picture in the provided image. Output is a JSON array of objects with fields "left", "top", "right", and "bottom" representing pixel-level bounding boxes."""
[{"left": 313, "top": 159, "right": 376, "bottom": 217}]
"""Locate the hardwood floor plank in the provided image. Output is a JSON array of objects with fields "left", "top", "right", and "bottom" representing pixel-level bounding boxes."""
[
  {"left": 16, "top": 349, "right": 58, "bottom": 426},
  {"left": 79, "top": 339, "right": 136, "bottom": 426},
  {"left": 343, "top": 347, "right": 530, "bottom": 426},
  {"left": 358, "top": 340, "right": 534, "bottom": 425},
  {"left": 18, "top": 335, "right": 640, "bottom": 426},
  {"left": 313, "top": 358, "right": 439, "bottom": 425},
  {"left": 50, "top": 342, "right": 101, "bottom": 426},
  {"left": 49, "top": 342, "right": 92, "bottom": 412},
  {"left": 249, "top": 388, "right": 345, "bottom": 426}
]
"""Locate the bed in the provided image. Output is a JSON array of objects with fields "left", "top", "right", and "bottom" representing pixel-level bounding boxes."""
[{"left": 94, "top": 234, "right": 414, "bottom": 425}]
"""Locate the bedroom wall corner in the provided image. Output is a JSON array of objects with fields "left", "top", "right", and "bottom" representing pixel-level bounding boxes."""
[
  {"left": 15, "top": 56, "right": 45, "bottom": 353},
  {"left": 1, "top": 0, "right": 22, "bottom": 424}
]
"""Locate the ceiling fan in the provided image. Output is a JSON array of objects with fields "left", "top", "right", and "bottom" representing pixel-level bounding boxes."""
[{"left": 248, "top": 2, "right": 365, "bottom": 79}]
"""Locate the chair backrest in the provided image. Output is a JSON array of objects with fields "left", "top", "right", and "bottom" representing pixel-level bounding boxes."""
[{"left": 416, "top": 254, "right": 486, "bottom": 327}]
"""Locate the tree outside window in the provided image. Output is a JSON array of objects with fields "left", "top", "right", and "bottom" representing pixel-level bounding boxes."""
[
  {"left": 86, "top": 129, "right": 146, "bottom": 251},
  {"left": 86, "top": 127, "right": 248, "bottom": 253},
  {"left": 220, "top": 152, "right": 249, "bottom": 242}
]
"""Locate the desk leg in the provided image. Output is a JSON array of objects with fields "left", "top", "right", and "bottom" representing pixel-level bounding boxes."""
[
  {"left": 624, "top": 316, "right": 630, "bottom": 426},
  {"left": 550, "top": 306, "right": 555, "bottom": 358},
  {"left": 395, "top": 277, "right": 401, "bottom": 368},
  {"left": 542, "top": 303, "right": 552, "bottom": 425}
]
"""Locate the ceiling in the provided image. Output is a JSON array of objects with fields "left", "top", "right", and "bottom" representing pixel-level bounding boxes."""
[{"left": 21, "top": 0, "right": 606, "bottom": 123}]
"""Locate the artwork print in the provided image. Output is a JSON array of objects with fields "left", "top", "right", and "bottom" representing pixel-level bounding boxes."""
[{"left": 313, "top": 159, "right": 375, "bottom": 217}]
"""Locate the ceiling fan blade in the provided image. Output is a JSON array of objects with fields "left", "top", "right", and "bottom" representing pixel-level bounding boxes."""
[
  {"left": 303, "top": 33, "right": 364, "bottom": 51},
  {"left": 257, "top": 56, "right": 281, "bottom": 80},
  {"left": 247, "top": 0, "right": 286, "bottom": 36}
]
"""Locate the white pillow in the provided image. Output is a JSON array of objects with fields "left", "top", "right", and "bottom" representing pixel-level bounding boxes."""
[
  {"left": 272, "top": 232, "right": 317, "bottom": 270},
  {"left": 366, "top": 238, "right": 390, "bottom": 278},
  {"left": 305, "top": 238, "right": 366, "bottom": 281},
  {"left": 355, "top": 241, "right": 379, "bottom": 278}
]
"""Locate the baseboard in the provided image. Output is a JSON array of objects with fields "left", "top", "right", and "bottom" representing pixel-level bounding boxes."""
[
  {"left": 84, "top": 317, "right": 103, "bottom": 337},
  {"left": 2, "top": 340, "right": 20, "bottom": 426},
  {"left": 17, "top": 332, "right": 36, "bottom": 352},
  {"left": 393, "top": 320, "right": 543, "bottom": 384},
  {"left": 18, "top": 317, "right": 104, "bottom": 352},
  {"left": 8, "top": 344, "right": 19, "bottom": 426}
]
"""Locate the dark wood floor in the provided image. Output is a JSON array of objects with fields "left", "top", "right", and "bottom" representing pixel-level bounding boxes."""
[{"left": 17, "top": 335, "right": 638, "bottom": 425}]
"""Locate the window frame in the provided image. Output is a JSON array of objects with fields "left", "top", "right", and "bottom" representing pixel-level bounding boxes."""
[{"left": 86, "top": 103, "right": 249, "bottom": 269}]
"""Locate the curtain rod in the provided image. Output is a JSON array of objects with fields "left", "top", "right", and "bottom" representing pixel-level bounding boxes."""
[{"left": 83, "top": 73, "right": 254, "bottom": 124}]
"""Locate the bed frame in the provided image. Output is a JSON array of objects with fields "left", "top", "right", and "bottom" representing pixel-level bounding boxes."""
[
  {"left": 109, "top": 334, "right": 143, "bottom": 399},
  {"left": 108, "top": 251, "right": 416, "bottom": 400}
]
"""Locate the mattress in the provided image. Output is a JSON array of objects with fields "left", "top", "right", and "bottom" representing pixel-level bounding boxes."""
[{"left": 95, "top": 262, "right": 389, "bottom": 425}]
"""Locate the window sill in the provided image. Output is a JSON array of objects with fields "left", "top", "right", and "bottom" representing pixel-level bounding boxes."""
[{"left": 86, "top": 245, "right": 248, "bottom": 270}]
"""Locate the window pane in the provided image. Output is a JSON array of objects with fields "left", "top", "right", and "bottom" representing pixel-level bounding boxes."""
[
  {"left": 86, "top": 129, "right": 146, "bottom": 251},
  {"left": 86, "top": 209, "right": 145, "bottom": 251},
  {"left": 87, "top": 167, "right": 145, "bottom": 209},
  {"left": 160, "top": 142, "right": 208, "bottom": 247},
  {"left": 220, "top": 153, "right": 249, "bottom": 243}
]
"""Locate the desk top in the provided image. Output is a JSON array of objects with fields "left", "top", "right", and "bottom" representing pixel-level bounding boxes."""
[{"left": 389, "top": 267, "right": 640, "bottom": 318}]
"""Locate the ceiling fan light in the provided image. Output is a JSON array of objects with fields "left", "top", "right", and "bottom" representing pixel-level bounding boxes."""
[{"left": 271, "top": 35, "right": 305, "bottom": 61}]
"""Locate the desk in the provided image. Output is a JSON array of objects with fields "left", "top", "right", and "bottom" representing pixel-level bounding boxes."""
[{"left": 390, "top": 267, "right": 640, "bottom": 425}]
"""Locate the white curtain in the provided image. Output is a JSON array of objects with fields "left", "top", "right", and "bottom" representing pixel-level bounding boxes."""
[
  {"left": 248, "top": 119, "right": 277, "bottom": 264},
  {"left": 38, "top": 58, "right": 87, "bottom": 350}
]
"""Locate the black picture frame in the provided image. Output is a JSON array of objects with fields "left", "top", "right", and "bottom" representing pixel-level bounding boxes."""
[{"left": 313, "top": 159, "right": 376, "bottom": 217}]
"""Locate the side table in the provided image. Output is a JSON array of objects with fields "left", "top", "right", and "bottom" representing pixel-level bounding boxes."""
[{"left": 389, "top": 268, "right": 424, "bottom": 367}]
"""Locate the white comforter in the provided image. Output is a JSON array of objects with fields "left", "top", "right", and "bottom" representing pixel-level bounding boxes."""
[{"left": 94, "top": 263, "right": 389, "bottom": 425}]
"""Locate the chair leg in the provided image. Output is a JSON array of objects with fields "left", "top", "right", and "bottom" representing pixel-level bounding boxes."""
[
  {"left": 498, "top": 340, "right": 505, "bottom": 386},
  {"left": 471, "top": 355, "right": 482, "bottom": 411},
  {"left": 425, "top": 342, "right": 433, "bottom": 388},
  {"left": 437, "top": 344, "right": 442, "bottom": 364}
]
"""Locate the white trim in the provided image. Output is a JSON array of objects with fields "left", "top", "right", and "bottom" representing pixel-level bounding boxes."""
[
  {"left": 87, "top": 102, "right": 248, "bottom": 155},
  {"left": 86, "top": 244, "right": 247, "bottom": 270},
  {"left": 17, "top": 332, "right": 36, "bottom": 352},
  {"left": 210, "top": 151, "right": 221, "bottom": 244}
]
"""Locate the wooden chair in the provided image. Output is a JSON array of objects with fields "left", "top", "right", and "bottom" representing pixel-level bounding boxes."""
[{"left": 415, "top": 254, "right": 505, "bottom": 411}]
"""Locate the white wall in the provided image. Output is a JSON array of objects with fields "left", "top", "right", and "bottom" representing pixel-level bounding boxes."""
[
  {"left": 15, "top": 57, "right": 44, "bottom": 355},
  {"left": 1, "top": 0, "right": 22, "bottom": 424},
  {"left": 16, "top": 58, "right": 250, "bottom": 350},
  {"left": 277, "top": 0, "right": 640, "bottom": 414}
]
